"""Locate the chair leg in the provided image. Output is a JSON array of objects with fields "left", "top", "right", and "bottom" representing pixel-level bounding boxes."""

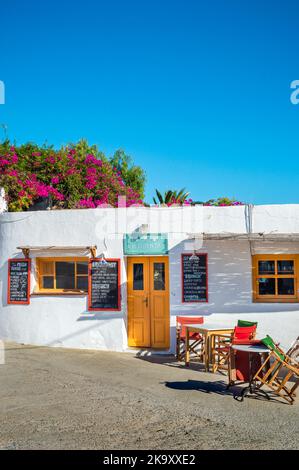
[
  {"left": 176, "top": 330, "right": 183, "bottom": 361},
  {"left": 176, "top": 333, "right": 180, "bottom": 360}
]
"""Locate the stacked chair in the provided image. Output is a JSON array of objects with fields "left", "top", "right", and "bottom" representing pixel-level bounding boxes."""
[
  {"left": 286, "top": 336, "right": 299, "bottom": 365},
  {"left": 176, "top": 316, "right": 204, "bottom": 362},
  {"left": 253, "top": 335, "right": 299, "bottom": 405}
]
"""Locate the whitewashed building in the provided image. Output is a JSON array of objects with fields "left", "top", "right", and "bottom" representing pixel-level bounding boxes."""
[{"left": 0, "top": 203, "right": 299, "bottom": 353}]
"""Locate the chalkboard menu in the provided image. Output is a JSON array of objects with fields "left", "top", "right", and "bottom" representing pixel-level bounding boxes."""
[
  {"left": 182, "top": 254, "right": 208, "bottom": 302},
  {"left": 8, "top": 259, "right": 31, "bottom": 304},
  {"left": 88, "top": 259, "right": 121, "bottom": 311}
]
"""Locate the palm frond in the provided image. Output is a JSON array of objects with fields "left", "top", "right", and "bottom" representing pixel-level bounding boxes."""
[
  {"left": 165, "top": 190, "right": 174, "bottom": 203},
  {"left": 155, "top": 189, "right": 164, "bottom": 204}
]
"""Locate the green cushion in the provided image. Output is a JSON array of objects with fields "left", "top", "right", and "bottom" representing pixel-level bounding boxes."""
[
  {"left": 237, "top": 320, "right": 258, "bottom": 327},
  {"left": 261, "top": 335, "right": 285, "bottom": 361}
]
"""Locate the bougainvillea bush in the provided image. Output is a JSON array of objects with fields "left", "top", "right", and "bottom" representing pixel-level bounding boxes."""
[{"left": 0, "top": 140, "right": 144, "bottom": 211}]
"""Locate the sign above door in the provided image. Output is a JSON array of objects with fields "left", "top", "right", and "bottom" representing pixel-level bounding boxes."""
[{"left": 123, "top": 233, "right": 168, "bottom": 255}]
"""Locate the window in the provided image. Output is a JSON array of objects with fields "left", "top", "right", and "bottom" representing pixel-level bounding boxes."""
[
  {"left": 153, "top": 262, "right": 165, "bottom": 290},
  {"left": 252, "top": 255, "right": 298, "bottom": 302},
  {"left": 133, "top": 263, "right": 144, "bottom": 290},
  {"left": 36, "top": 258, "right": 88, "bottom": 293}
]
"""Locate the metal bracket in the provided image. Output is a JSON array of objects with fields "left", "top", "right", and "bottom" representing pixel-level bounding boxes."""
[
  {"left": 90, "top": 246, "right": 97, "bottom": 258},
  {"left": 22, "top": 248, "right": 30, "bottom": 258}
]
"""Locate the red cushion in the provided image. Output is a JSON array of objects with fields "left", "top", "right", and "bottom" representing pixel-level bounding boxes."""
[
  {"left": 177, "top": 316, "right": 204, "bottom": 338},
  {"left": 235, "top": 350, "right": 262, "bottom": 382},
  {"left": 233, "top": 325, "right": 257, "bottom": 341}
]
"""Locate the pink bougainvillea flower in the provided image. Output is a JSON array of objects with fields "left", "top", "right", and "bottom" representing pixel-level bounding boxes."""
[
  {"left": 0, "top": 142, "right": 144, "bottom": 211},
  {"left": 78, "top": 197, "right": 96, "bottom": 208},
  {"left": 49, "top": 187, "right": 64, "bottom": 201},
  {"left": 36, "top": 183, "right": 49, "bottom": 197}
]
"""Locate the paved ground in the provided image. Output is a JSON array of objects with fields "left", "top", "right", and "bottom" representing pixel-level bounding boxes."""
[{"left": 0, "top": 342, "right": 298, "bottom": 450}]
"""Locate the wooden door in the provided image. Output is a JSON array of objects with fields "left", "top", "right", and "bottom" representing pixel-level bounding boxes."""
[
  {"left": 149, "top": 257, "right": 170, "bottom": 349},
  {"left": 127, "top": 257, "right": 150, "bottom": 347},
  {"left": 127, "top": 256, "right": 169, "bottom": 349}
]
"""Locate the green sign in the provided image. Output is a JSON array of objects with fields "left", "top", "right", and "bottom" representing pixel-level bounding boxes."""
[{"left": 124, "top": 233, "right": 168, "bottom": 255}]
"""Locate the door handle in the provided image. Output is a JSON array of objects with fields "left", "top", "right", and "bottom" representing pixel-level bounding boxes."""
[{"left": 143, "top": 296, "right": 148, "bottom": 307}]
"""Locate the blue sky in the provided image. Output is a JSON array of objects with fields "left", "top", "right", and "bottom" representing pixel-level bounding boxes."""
[{"left": 1, "top": 0, "right": 299, "bottom": 204}]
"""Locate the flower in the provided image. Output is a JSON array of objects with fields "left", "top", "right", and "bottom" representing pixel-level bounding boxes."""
[
  {"left": 78, "top": 197, "right": 96, "bottom": 208},
  {"left": 36, "top": 183, "right": 49, "bottom": 197},
  {"left": 0, "top": 141, "right": 144, "bottom": 211},
  {"left": 49, "top": 187, "right": 64, "bottom": 201}
]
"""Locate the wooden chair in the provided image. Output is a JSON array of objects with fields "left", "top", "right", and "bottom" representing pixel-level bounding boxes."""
[
  {"left": 286, "top": 336, "right": 299, "bottom": 365},
  {"left": 212, "top": 325, "right": 257, "bottom": 373},
  {"left": 176, "top": 316, "right": 204, "bottom": 362},
  {"left": 253, "top": 337, "right": 299, "bottom": 405}
]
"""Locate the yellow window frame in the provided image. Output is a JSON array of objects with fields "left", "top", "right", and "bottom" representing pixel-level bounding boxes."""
[
  {"left": 252, "top": 254, "right": 299, "bottom": 303},
  {"left": 36, "top": 257, "right": 89, "bottom": 294}
]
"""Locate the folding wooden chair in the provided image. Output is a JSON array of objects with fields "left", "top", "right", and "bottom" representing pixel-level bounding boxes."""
[
  {"left": 212, "top": 325, "right": 257, "bottom": 373},
  {"left": 176, "top": 316, "right": 204, "bottom": 362},
  {"left": 286, "top": 336, "right": 299, "bottom": 365},
  {"left": 253, "top": 339, "right": 299, "bottom": 405}
]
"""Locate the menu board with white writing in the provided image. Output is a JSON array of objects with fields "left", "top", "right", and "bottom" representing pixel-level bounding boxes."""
[
  {"left": 8, "top": 259, "right": 30, "bottom": 304},
  {"left": 182, "top": 254, "right": 208, "bottom": 302},
  {"left": 88, "top": 259, "right": 121, "bottom": 310}
]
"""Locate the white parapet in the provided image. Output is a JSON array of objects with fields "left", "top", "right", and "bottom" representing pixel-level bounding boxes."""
[{"left": 0, "top": 188, "right": 7, "bottom": 213}]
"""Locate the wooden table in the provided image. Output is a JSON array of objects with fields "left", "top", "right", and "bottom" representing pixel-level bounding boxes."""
[{"left": 185, "top": 324, "right": 234, "bottom": 372}]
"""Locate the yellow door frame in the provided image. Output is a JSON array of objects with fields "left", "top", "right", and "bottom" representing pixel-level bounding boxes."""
[{"left": 127, "top": 256, "right": 170, "bottom": 349}]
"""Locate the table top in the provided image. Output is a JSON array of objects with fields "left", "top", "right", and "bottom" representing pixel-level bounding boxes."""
[
  {"left": 231, "top": 344, "right": 270, "bottom": 353},
  {"left": 185, "top": 323, "right": 234, "bottom": 332}
]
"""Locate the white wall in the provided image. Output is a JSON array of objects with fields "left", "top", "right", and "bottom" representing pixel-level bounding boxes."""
[
  {"left": 169, "top": 240, "right": 299, "bottom": 351},
  {"left": 1, "top": 205, "right": 299, "bottom": 353}
]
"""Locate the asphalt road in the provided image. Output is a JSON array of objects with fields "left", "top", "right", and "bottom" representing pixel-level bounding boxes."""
[{"left": 0, "top": 342, "right": 298, "bottom": 449}]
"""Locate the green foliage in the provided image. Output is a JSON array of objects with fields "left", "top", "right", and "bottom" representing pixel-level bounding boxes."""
[
  {"left": 110, "top": 149, "right": 146, "bottom": 199},
  {"left": 203, "top": 197, "right": 243, "bottom": 206},
  {"left": 62, "top": 139, "right": 107, "bottom": 162},
  {"left": 152, "top": 190, "right": 243, "bottom": 207},
  {"left": 153, "top": 188, "right": 191, "bottom": 205}
]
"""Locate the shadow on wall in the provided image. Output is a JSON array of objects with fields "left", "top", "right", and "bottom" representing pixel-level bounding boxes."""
[
  {"left": 169, "top": 240, "right": 299, "bottom": 315},
  {"left": 47, "top": 313, "right": 123, "bottom": 347},
  {"left": 3, "top": 239, "right": 299, "bottom": 351},
  {"left": 1, "top": 254, "right": 127, "bottom": 349}
]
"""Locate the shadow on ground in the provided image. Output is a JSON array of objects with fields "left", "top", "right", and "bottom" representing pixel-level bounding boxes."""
[
  {"left": 135, "top": 353, "right": 287, "bottom": 404},
  {"left": 135, "top": 352, "right": 227, "bottom": 376},
  {"left": 164, "top": 378, "right": 236, "bottom": 395}
]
